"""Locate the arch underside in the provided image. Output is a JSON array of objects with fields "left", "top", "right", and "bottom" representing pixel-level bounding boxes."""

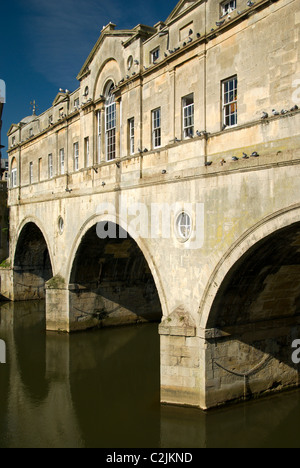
[
  {"left": 204, "top": 222, "right": 300, "bottom": 407},
  {"left": 69, "top": 222, "right": 162, "bottom": 330},
  {"left": 14, "top": 222, "right": 53, "bottom": 301}
]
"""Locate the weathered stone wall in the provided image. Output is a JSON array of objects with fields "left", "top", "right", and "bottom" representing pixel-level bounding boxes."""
[
  {"left": 204, "top": 320, "right": 300, "bottom": 409},
  {"left": 68, "top": 282, "right": 161, "bottom": 332}
]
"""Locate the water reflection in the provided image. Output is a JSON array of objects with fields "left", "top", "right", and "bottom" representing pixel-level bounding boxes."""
[{"left": 0, "top": 301, "right": 300, "bottom": 448}]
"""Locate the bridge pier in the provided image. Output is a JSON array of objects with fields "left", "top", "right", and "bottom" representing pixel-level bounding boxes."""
[
  {"left": 45, "top": 276, "right": 70, "bottom": 332},
  {"left": 159, "top": 307, "right": 206, "bottom": 409}
]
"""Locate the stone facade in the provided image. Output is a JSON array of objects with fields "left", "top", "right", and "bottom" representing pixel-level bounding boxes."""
[
  {"left": 0, "top": 100, "right": 8, "bottom": 264},
  {"left": 3, "top": 0, "right": 300, "bottom": 409}
]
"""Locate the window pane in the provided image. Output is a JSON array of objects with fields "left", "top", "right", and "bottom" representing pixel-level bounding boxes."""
[
  {"left": 223, "top": 77, "right": 237, "bottom": 127},
  {"left": 183, "top": 95, "right": 194, "bottom": 138},
  {"left": 152, "top": 109, "right": 161, "bottom": 148}
]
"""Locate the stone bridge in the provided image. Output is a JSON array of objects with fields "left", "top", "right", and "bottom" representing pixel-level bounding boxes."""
[
  {"left": 3, "top": 139, "right": 300, "bottom": 410},
  {"left": 3, "top": 0, "right": 300, "bottom": 409}
]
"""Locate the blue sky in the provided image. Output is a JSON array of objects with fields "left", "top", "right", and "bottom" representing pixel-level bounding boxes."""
[{"left": 1, "top": 0, "right": 176, "bottom": 154}]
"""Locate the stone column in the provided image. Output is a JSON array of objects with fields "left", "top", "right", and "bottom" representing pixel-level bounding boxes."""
[{"left": 168, "top": 68, "right": 176, "bottom": 143}]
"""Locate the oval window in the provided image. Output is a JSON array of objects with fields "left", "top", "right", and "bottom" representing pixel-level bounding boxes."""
[
  {"left": 176, "top": 212, "right": 192, "bottom": 241},
  {"left": 58, "top": 217, "right": 64, "bottom": 234},
  {"left": 127, "top": 55, "right": 133, "bottom": 70}
]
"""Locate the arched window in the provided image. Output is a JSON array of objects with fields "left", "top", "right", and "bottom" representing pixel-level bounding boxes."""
[
  {"left": 10, "top": 157, "right": 17, "bottom": 188},
  {"left": 105, "top": 81, "right": 116, "bottom": 161}
]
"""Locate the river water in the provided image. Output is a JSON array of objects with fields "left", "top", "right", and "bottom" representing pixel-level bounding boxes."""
[{"left": 0, "top": 301, "right": 300, "bottom": 448}]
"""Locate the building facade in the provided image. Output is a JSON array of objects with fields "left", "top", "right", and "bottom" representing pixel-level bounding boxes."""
[
  {"left": 0, "top": 95, "right": 8, "bottom": 263},
  {"left": 3, "top": 0, "right": 300, "bottom": 409}
]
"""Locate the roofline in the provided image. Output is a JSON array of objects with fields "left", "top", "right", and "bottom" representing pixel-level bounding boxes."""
[{"left": 77, "top": 23, "right": 156, "bottom": 81}]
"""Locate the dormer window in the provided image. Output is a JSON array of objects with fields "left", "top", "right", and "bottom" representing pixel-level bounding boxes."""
[
  {"left": 221, "top": 0, "right": 236, "bottom": 17},
  {"left": 150, "top": 47, "right": 160, "bottom": 64}
]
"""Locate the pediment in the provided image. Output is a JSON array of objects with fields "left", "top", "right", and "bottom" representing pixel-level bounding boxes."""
[
  {"left": 166, "top": 0, "right": 199, "bottom": 24},
  {"left": 52, "top": 92, "right": 69, "bottom": 107},
  {"left": 7, "top": 124, "right": 18, "bottom": 136}
]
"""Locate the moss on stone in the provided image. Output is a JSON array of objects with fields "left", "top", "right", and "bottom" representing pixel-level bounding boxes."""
[
  {"left": 0, "top": 258, "right": 11, "bottom": 269},
  {"left": 46, "top": 275, "right": 66, "bottom": 289}
]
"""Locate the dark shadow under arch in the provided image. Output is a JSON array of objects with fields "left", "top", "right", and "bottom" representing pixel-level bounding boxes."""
[
  {"left": 208, "top": 221, "right": 300, "bottom": 329},
  {"left": 14, "top": 222, "right": 53, "bottom": 300},
  {"left": 205, "top": 221, "right": 300, "bottom": 407},
  {"left": 69, "top": 222, "right": 162, "bottom": 329}
]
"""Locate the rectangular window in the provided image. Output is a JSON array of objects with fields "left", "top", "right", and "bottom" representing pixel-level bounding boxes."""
[
  {"left": 97, "top": 111, "right": 101, "bottom": 163},
  {"left": 84, "top": 137, "right": 90, "bottom": 167},
  {"left": 29, "top": 162, "right": 33, "bottom": 184},
  {"left": 129, "top": 118, "right": 135, "bottom": 155},
  {"left": 11, "top": 168, "right": 17, "bottom": 188},
  {"left": 48, "top": 154, "right": 53, "bottom": 179},
  {"left": 222, "top": 76, "right": 238, "bottom": 128},
  {"left": 152, "top": 108, "right": 161, "bottom": 149},
  {"left": 74, "top": 142, "right": 79, "bottom": 171},
  {"left": 38, "top": 158, "right": 42, "bottom": 182},
  {"left": 221, "top": 0, "right": 236, "bottom": 16},
  {"left": 105, "top": 99, "right": 116, "bottom": 161},
  {"left": 49, "top": 115, "right": 53, "bottom": 125},
  {"left": 182, "top": 94, "right": 194, "bottom": 138},
  {"left": 12, "top": 136, "right": 16, "bottom": 146},
  {"left": 29, "top": 128, "right": 33, "bottom": 137},
  {"left": 59, "top": 148, "right": 65, "bottom": 175},
  {"left": 150, "top": 47, "right": 160, "bottom": 63}
]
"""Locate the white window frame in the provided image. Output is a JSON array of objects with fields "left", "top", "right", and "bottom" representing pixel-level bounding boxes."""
[
  {"left": 182, "top": 94, "right": 194, "bottom": 139},
  {"left": 105, "top": 91, "right": 116, "bottom": 161},
  {"left": 222, "top": 76, "right": 238, "bottom": 128},
  {"left": 129, "top": 118, "right": 135, "bottom": 155},
  {"left": 84, "top": 137, "right": 90, "bottom": 167},
  {"left": 48, "top": 154, "right": 53, "bottom": 179},
  {"left": 150, "top": 47, "right": 160, "bottom": 63},
  {"left": 152, "top": 108, "right": 161, "bottom": 149},
  {"left": 11, "top": 168, "right": 17, "bottom": 188},
  {"left": 74, "top": 142, "right": 79, "bottom": 171},
  {"left": 59, "top": 148, "right": 65, "bottom": 175},
  {"left": 221, "top": 0, "right": 236, "bottom": 16}
]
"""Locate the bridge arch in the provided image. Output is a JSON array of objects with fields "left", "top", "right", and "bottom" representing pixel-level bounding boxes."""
[
  {"left": 199, "top": 206, "right": 300, "bottom": 407},
  {"left": 66, "top": 213, "right": 167, "bottom": 330},
  {"left": 199, "top": 205, "right": 300, "bottom": 329},
  {"left": 13, "top": 219, "right": 54, "bottom": 301}
]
